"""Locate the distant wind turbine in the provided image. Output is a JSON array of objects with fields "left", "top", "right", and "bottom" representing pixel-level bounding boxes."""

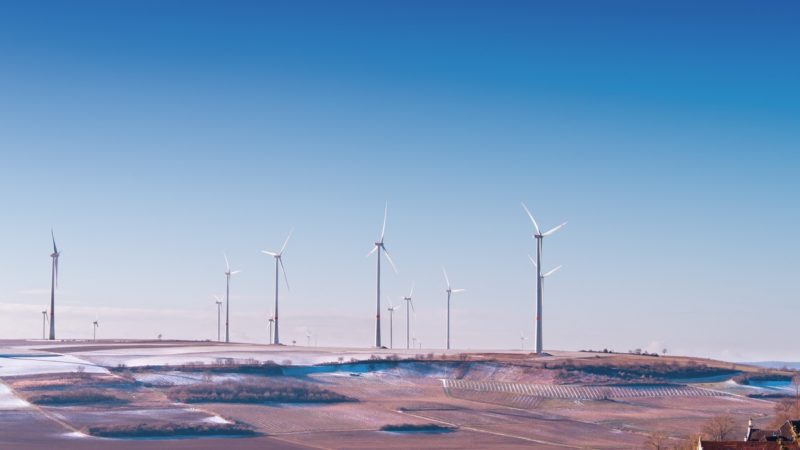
[
  {"left": 262, "top": 230, "right": 291, "bottom": 345},
  {"left": 223, "top": 253, "right": 242, "bottom": 343},
  {"left": 442, "top": 268, "right": 465, "bottom": 350},
  {"left": 387, "top": 297, "right": 402, "bottom": 349},
  {"left": 522, "top": 201, "right": 566, "bottom": 355},
  {"left": 41, "top": 309, "right": 48, "bottom": 340},
  {"left": 214, "top": 295, "right": 223, "bottom": 342},
  {"left": 520, "top": 331, "right": 527, "bottom": 351},
  {"left": 48, "top": 230, "right": 60, "bottom": 341},
  {"left": 305, "top": 329, "right": 313, "bottom": 347},
  {"left": 93, "top": 319, "right": 99, "bottom": 341},
  {"left": 402, "top": 284, "right": 415, "bottom": 349},
  {"left": 367, "top": 203, "right": 398, "bottom": 348}
]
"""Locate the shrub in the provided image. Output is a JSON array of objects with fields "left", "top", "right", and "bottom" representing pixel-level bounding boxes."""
[
  {"left": 166, "top": 379, "right": 355, "bottom": 404},
  {"left": 86, "top": 421, "right": 256, "bottom": 438},
  {"left": 27, "top": 389, "right": 128, "bottom": 406}
]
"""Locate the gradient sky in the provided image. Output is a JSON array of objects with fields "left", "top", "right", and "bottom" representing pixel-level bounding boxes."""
[{"left": 0, "top": 1, "right": 798, "bottom": 361}]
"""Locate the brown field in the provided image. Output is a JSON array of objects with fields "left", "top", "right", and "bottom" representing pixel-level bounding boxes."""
[{"left": 0, "top": 340, "right": 789, "bottom": 449}]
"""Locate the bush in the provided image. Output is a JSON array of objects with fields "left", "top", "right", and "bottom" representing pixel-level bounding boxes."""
[
  {"left": 27, "top": 389, "right": 128, "bottom": 406},
  {"left": 166, "top": 379, "right": 355, "bottom": 404},
  {"left": 86, "top": 421, "right": 256, "bottom": 438}
]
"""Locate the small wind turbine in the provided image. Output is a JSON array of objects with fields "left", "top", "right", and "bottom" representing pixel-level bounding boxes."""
[
  {"left": 223, "top": 253, "right": 242, "bottom": 343},
  {"left": 48, "top": 230, "right": 60, "bottom": 340},
  {"left": 387, "top": 297, "right": 402, "bottom": 349},
  {"left": 442, "top": 268, "right": 465, "bottom": 350},
  {"left": 262, "top": 230, "right": 291, "bottom": 345},
  {"left": 214, "top": 295, "right": 223, "bottom": 342},
  {"left": 92, "top": 319, "right": 99, "bottom": 341},
  {"left": 521, "top": 202, "right": 566, "bottom": 355},
  {"left": 268, "top": 313, "right": 275, "bottom": 344},
  {"left": 402, "top": 284, "right": 415, "bottom": 349},
  {"left": 41, "top": 309, "right": 48, "bottom": 340},
  {"left": 367, "top": 203, "right": 398, "bottom": 348}
]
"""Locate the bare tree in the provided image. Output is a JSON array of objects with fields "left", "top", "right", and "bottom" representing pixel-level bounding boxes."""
[
  {"left": 702, "top": 414, "right": 737, "bottom": 441},
  {"left": 792, "top": 374, "right": 800, "bottom": 413},
  {"left": 643, "top": 430, "right": 669, "bottom": 450}
]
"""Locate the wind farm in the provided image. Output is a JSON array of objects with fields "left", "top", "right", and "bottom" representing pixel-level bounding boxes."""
[{"left": 1, "top": 1, "right": 797, "bottom": 449}]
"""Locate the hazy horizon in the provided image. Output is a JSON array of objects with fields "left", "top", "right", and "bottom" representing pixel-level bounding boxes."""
[{"left": 1, "top": 1, "right": 798, "bottom": 362}]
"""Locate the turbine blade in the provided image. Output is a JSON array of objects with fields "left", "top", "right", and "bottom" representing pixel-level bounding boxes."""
[
  {"left": 442, "top": 268, "right": 450, "bottom": 289},
  {"left": 543, "top": 265, "right": 562, "bottom": 278},
  {"left": 51, "top": 229, "right": 58, "bottom": 254},
  {"left": 382, "top": 246, "right": 398, "bottom": 274},
  {"left": 528, "top": 254, "right": 537, "bottom": 268},
  {"left": 366, "top": 245, "right": 378, "bottom": 257},
  {"left": 279, "top": 257, "right": 290, "bottom": 291},
  {"left": 542, "top": 222, "right": 567, "bottom": 237},
  {"left": 224, "top": 253, "right": 230, "bottom": 271},
  {"left": 380, "top": 202, "right": 388, "bottom": 242},
  {"left": 408, "top": 283, "right": 415, "bottom": 299},
  {"left": 230, "top": 269, "right": 242, "bottom": 275},
  {"left": 521, "top": 202, "right": 541, "bottom": 235},
  {"left": 452, "top": 288, "right": 466, "bottom": 293},
  {"left": 410, "top": 299, "right": 415, "bottom": 312},
  {"left": 262, "top": 250, "right": 278, "bottom": 256},
  {"left": 279, "top": 229, "right": 293, "bottom": 255}
]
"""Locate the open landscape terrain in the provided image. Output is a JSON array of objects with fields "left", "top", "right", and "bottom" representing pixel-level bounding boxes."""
[{"left": 0, "top": 340, "right": 794, "bottom": 449}]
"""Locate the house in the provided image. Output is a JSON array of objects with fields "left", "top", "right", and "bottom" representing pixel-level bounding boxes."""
[{"left": 698, "top": 419, "right": 800, "bottom": 450}]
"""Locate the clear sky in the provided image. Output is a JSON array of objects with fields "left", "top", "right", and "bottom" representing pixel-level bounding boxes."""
[{"left": 0, "top": 1, "right": 798, "bottom": 361}]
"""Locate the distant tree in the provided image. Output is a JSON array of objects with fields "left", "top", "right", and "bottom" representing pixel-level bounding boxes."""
[
  {"left": 702, "top": 414, "right": 737, "bottom": 441},
  {"left": 792, "top": 374, "right": 800, "bottom": 412},
  {"left": 643, "top": 431, "right": 669, "bottom": 450}
]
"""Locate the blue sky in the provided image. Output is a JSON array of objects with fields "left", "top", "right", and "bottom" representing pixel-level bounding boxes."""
[{"left": 0, "top": 1, "right": 798, "bottom": 360}]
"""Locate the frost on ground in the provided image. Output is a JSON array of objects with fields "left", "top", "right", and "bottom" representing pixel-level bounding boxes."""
[
  {"left": 0, "top": 382, "right": 30, "bottom": 410},
  {"left": 0, "top": 352, "right": 107, "bottom": 377}
]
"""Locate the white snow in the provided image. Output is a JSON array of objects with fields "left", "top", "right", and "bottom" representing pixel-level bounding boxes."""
[
  {"left": 203, "top": 415, "right": 232, "bottom": 425},
  {"left": 0, "top": 382, "right": 30, "bottom": 410},
  {"left": 0, "top": 353, "right": 108, "bottom": 377}
]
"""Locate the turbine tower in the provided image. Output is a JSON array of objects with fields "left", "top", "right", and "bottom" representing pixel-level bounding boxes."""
[
  {"left": 386, "top": 297, "right": 402, "bottom": 349},
  {"left": 41, "top": 309, "right": 48, "bottom": 340},
  {"left": 402, "top": 284, "right": 415, "bottom": 349},
  {"left": 268, "top": 313, "right": 275, "bottom": 344},
  {"left": 92, "top": 319, "right": 99, "bottom": 341},
  {"left": 214, "top": 295, "right": 223, "bottom": 342},
  {"left": 442, "top": 268, "right": 465, "bottom": 350},
  {"left": 48, "top": 230, "right": 60, "bottom": 340},
  {"left": 367, "top": 203, "right": 398, "bottom": 348},
  {"left": 223, "top": 253, "right": 242, "bottom": 343},
  {"left": 262, "top": 230, "right": 291, "bottom": 345},
  {"left": 521, "top": 202, "right": 566, "bottom": 355}
]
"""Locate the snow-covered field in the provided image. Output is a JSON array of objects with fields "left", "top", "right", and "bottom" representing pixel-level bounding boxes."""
[
  {"left": 0, "top": 382, "right": 29, "bottom": 410},
  {"left": 0, "top": 352, "right": 108, "bottom": 377}
]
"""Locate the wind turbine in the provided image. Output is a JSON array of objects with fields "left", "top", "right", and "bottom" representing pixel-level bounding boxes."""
[
  {"left": 521, "top": 203, "right": 566, "bottom": 355},
  {"left": 41, "top": 309, "right": 48, "bottom": 340},
  {"left": 214, "top": 295, "right": 223, "bottom": 342},
  {"left": 442, "top": 268, "right": 465, "bottom": 350},
  {"left": 387, "top": 297, "right": 402, "bottom": 349},
  {"left": 268, "top": 313, "right": 275, "bottom": 344},
  {"left": 520, "top": 331, "right": 527, "bottom": 351},
  {"left": 223, "top": 253, "right": 242, "bottom": 343},
  {"left": 262, "top": 230, "right": 291, "bottom": 345},
  {"left": 48, "top": 230, "right": 60, "bottom": 340},
  {"left": 402, "top": 284, "right": 415, "bottom": 349},
  {"left": 92, "top": 319, "right": 99, "bottom": 341},
  {"left": 305, "top": 329, "right": 313, "bottom": 347},
  {"left": 367, "top": 203, "right": 398, "bottom": 348}
]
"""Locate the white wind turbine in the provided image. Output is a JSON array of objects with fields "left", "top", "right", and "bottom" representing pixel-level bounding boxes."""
[
  {"left": 41, "top": 309, "right": 48, "bottom": 340},
  {"left": 223, "top": 253, "right": 242, "bottom": 343},
  {"left": 214, "top": 295, "right": 223, "bottom": 342},
  {"left": 442, "top": 268, "right": 465, "bottom": 350},
  {"left": 92, "top": 319, "right": 99, "bottom": 341},
  {"left": 262, "top": 230, "right": 291, "bottom": 345},
  {"left": 305, "top": 329, "right": 313, "bottom": 347},
  {"left": 402, "top": 284, "right": 415, "bottom": 349},
  {"left": 367, "top": 203, "right": 398, "bottom": 348},
  {"left": 48, "top": 230, "right": 60, "bottom": 340},
  {"left": 521, "top": 202, "right": 566, "bottom": 355},
  {"left": 386, "top": 297, "right": 402, "bottom": 349}
]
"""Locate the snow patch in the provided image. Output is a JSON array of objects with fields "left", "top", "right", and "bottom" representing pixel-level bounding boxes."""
[{"left": 0, "top": 382, "right": 30, "bottom": 410}]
